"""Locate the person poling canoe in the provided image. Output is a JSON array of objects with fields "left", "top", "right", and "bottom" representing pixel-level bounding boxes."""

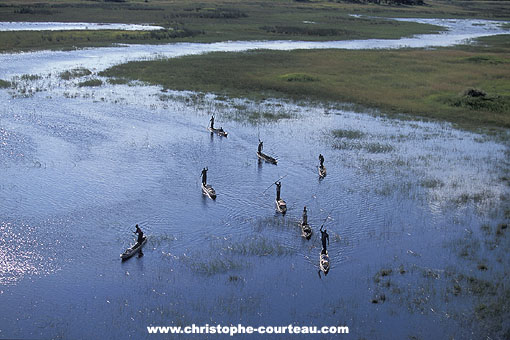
[
  {"left": 318, "top": 154, "right": 326, "bottom": 178},
  {"left": 320, "top": 225, "right": 329, "bottom": 251},
  {"left": 201, "top": 167, "right": 208, "bottom": 185},
  {"left": 208, "top": 117, "right": 228, "bottom": 137},
  {"left": 301, "top": 206, "right": 312, "bottom": 239},
  {"left": 274, "top": 181, "right": 287, "bottom": 213},
  {"left": 134, "top": 224, "right": 144, "bottom": 245},
  {"left": 302, "top": 206, "right": 308, "bottom": 225},
  {"left": 257, "top": 139, "right": 277, "bottom": 164},
  {"left": 200, "top": 167, "right": 216, "bottom": 199},
  {"left": 121, "top": 224, "right": 147, "bottom": 260}
]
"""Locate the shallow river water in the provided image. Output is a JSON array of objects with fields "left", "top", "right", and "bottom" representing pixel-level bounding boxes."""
[{"left": 0, "top": 18, "right": 509, "bottom": 339}]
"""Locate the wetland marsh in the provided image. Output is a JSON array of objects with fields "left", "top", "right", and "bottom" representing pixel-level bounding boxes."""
[{"left": 1, "top": 6, "right": 509, "bottom": 340}]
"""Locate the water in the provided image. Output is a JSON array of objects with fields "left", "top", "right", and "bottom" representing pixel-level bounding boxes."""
[
  {"left": 0, "top": 18, "right": 508, "bottom": 79},
  {"left": 0, "top": 18, "right": 509, "bottom": 340},
  {"left": 0, "top": 22, "right": 163, "bottom": 31}
]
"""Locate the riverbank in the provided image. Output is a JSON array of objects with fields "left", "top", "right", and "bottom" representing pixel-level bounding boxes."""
[
  {"left": 2, "top": 0, "right": 510, "bottom": 52},
  {"left": 100, "top": 34, "right": 510, "bottom": 130}
]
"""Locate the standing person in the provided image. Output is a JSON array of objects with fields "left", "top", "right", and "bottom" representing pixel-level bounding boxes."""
[
  {"left": 319, "top": 154, "right": 325, "bottom": 169},
  {"left": 201, "top": 167, "right": 208, "bottom": 185},
  {"left": 210, "top": 116, "right": 215, "bottom": 129},
  {"left": 302, "top": 206, "right": 308, "bottom": 225},
  {"left": 134, "top": 224, "right": 144, "bottom": 245},
  {"left": 275, "top": 181, "right": 281, "bottom": 201},
  {"left": 320, "top": 225, "right": 329, "bottom": 251},
  {"left": 258, "top": 140, "right": 263, "bottom": 154}
]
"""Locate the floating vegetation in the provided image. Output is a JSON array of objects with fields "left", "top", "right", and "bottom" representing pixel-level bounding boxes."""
[
  {"left": 0, "top": 79, "right": 10, "bottom": 88},
  {"left": 223, "top": 104, "right": 296, "bottom": 124},
  {"left": 365, "top": 142, "right": 394, "bottom": 154},
  {"left": 78, "top": 79, "right": 103, "bottom": 87},
  {"left": 181, "top": 253, "right": 246, "bottom": 276},
  {"left": 227, "top": 275, "right": 244, "bottom": 283},
  {"left": 371, "top": 294, "right": 386, "bottom": 304},
  {"left": 477, "top": 263, "right": 488, "bottom": 271},
  {"left": 108, "top": 77, "right": 130, "bottom": 85},
  {"left": 420, "top": 178, "right": 445, "bottom": 189},
  {"left": 59, "top": 67, "right": 92, "bottom": 80},
  {"left": 374, "top": 268, "right": 393, "bottom": 284},
  {"left": 496, "top": 223, "right": 508, "bottom": 236},
  {"left": 332, "top": 128, "right": 366, "bottom": 140},
  {"left": 20, "top": 74, "right": 41, "bottom": 81},
  {"left": 454, "top": 190, "right": 494, "bottom": 205},
  {"left": 245, "top": 110, "right": 293, "bottom": 123}
]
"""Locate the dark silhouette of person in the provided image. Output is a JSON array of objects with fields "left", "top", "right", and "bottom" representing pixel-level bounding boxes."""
[
  {"left": 134, "top": 224, "right": 144, "bottom": 245},
  {"left": 319, "top": 154, "right": 325, "bottom": 169},
  {"left": 275, "top": 181, "right": 281, "bottom": 201},
  {"left": 210, "top": 116, "right": 215, "bottom": 129},
  {"left": 302, "top": 206, "right": 308, "bottom": 225},
  {"left": 320, "top": 225, "right": 329, "bottom": 251},
  {"left": 201, "top": 167, "right": 208, "bottom": 185},
  {"left": 258, "top": 140, "right": 263, "bottom": 153}
]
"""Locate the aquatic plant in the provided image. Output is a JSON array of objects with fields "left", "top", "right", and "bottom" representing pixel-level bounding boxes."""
[
  {"left": 332, "top": 129, "right": 366, "bottom": 139},
  {"left": 78, "top": 79, "right": 103, "bottom": 87},
  {"left": 181, "top": 254, "right": 246, "bottom": 276},
  {"left": 60, "top": 68, "right": 92, "bottom": 80},
  {"left": 0, "top": 79, "right": 11, "bottom": 88}
]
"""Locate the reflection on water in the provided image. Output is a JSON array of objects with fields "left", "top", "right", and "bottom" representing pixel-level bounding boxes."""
[{"left": 0, "top": 16, "right": 509, "bottom": 340}]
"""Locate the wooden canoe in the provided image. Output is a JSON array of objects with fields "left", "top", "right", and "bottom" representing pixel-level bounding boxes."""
[
  {"left": 208, "top": 127, "right": 228, "bottom": 137},
  {"left": 320, "top": 249, "right": 330, "bottom": 274},
  {"left": 301, "top": 223, "right": 312, "bottom": 239},
  {"left": 121, "top": 236, "right": 147, "bottom": 260},
  {"left": 275, "top": 198, "right": 287, "bottom": 214},
  {"left": 257, "top": 151, "right": 277, "bottom": 165},
  {"left": 202, "top": 183, "right": 217, "bottom": 200},
  {"left": 319, "top": 165, "right": 327, "bottom": 178}
]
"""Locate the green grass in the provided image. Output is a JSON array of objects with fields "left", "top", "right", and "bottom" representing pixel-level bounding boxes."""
[
  {"left": 332, "top": 129, "right": 366, "bottom": 139},
  {"left": 101, "top": 34, "right": 510, "bottom": 128},
  {"left": 0, "top": 28, "right": 201, "bottom": 53},
  {"left": 0, "top": 0, "right": 479, "bottom": 52},
  {"left": 0, "top": 0, "right": 509, "bottom": 52},
  {"left": 279, "top": 73, "right": 319, "bottom": 82},
  {"left": 0, "top": 79, "right": 10, "bottom": 88},
  {"left": 77, "top": 79, "right": 103, "bottom": 87},
  {"left": 59, "top": 67, "right": 92, "bottom": 80}
]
